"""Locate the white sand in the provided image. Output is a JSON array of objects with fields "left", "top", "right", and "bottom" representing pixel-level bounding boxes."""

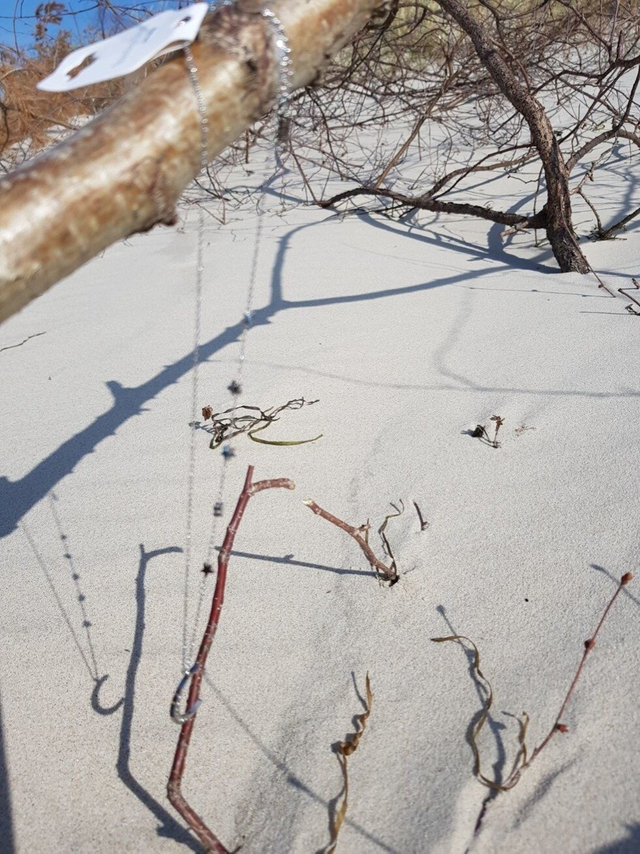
[{"left": 1, "top": 152, "right": 639, "bottom": 854}]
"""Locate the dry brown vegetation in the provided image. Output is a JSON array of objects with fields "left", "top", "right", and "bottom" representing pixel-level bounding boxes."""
[{"left": 0, "top": 3, "right": 124, "bottom": 164}]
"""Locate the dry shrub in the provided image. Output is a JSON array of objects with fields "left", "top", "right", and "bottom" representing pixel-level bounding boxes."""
[{"left": 0, "top": 7, "right": 124, "bottom": 164}]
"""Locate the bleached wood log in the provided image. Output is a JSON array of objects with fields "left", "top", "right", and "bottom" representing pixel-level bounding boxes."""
[{"left": 0, "top": 0, "right": 384, "bottom": 325}]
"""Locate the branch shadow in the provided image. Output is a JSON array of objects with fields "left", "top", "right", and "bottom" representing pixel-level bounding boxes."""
[
  {"left": 597, "top": 823, "right": 640, "bottom": 853},
  {"left": 217, "top": 547, "right": 376, "bottom": 578},
  {"left": 242, "top": 355, "right": 640, "bottom": 401},
  {"left": 1, "top": 208, "right": 636, "bottom": 542},
  {"left": 512, "top": 760, "right": 576, "bottom": 830},
  {"left": 115, "top": 543, "right": 200, "bottom": 851},
  {"left": 0, "top": 685, "right": 15, "bottom": 854}
]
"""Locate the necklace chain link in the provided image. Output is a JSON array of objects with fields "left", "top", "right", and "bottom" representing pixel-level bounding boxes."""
[{"left": 180, "top": 3, "right": 293, "bottom": 676}]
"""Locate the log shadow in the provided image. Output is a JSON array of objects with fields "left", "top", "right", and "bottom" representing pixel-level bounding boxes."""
[{"left": 0, "top": 209, "right": 565, "bottom": 542}]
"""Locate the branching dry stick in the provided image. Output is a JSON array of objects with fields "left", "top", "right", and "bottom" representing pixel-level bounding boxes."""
[
  {"left": 302, "top": 499, "right": 397, "bottom": 583},
  {"left": 167, "top": 465, "right": 295, "bottom": 853}
]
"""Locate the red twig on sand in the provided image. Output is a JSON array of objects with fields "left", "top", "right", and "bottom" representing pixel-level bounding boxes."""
[
  {"left": 525, "top": 571, "right": 634, "bottom": 768},
  {"left": 167, "top": 465, "right": 295, "bottom": 853},
  {"left": 302, "top": 498, "right": 397, "bottom": 583}
]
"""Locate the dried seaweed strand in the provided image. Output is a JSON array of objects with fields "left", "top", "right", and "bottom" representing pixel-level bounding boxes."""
[
  {"left": 201, "top": 397, "right": 322, "bottom": 449},
  {"left": 430, "top": 635, "right": 526, "bottom": 791},
  {"left": 327, "top": 673, "right": 373, "bottom": 854},
  {"left": 302, "top": 499, "right": 397, "bottom": 582},
  {"left": 378, "top": 501, "right": 404, "bottom": 576},
  {"left": 431, "top": 572, "right": 633, "bottom": 791}
]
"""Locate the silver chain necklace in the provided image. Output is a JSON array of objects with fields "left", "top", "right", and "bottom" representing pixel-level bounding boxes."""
[{"left": 179, "top": 4, "right": 293, "bottom": 680}]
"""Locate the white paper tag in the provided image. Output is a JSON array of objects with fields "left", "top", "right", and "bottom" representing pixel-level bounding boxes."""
[{"left": 38, "top": 3, "right": 209, "bottom": 92}]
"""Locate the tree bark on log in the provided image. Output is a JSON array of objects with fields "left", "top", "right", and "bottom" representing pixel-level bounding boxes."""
[
  {"left": 435, "top": 0, "right": 590, "bottom": 274},
  {"left": 0, "top": 0, "right": 385, "bottom": 325}
]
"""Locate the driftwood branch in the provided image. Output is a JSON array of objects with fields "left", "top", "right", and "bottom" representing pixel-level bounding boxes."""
[
  {"left": 167, "top": 464, "right": 295, "bottom": 852},
  {"left": 0, "top": 0, "right": 384, "bottom": 325}
]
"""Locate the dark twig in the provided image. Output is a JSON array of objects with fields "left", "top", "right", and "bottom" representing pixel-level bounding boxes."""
[
  {"left": 167, "top": 466, "right": 295, "bottom": 853},
  {"left": 412, "top": 501, "right": 429, "bottom": 532},
  {"left": 0, "top": 330, "right": 46, "bottom": 352},
  {"left": 619, "top": 278, "right": 640, "bottom": 316},
  {"left": 302, "top": 499, "right": 398, "bottom": 583}
]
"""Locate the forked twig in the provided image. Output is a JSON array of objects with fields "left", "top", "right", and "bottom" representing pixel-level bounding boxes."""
[
  {"left": 619, "top": 278, "right": 640, "bottom": 315},
  {"left": 432, "top": 572, "right": 633, "bottom": 791},
  {"left": 302, "top": 499, "right": 398, "bottom": 583},
  {"left": 167, "top": 466, "right": 295, "bottom": 853}
]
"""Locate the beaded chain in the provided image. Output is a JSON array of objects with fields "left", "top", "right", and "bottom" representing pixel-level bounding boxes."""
[{"left": 177, "top": 2, "right": 294, "bottom": 692}]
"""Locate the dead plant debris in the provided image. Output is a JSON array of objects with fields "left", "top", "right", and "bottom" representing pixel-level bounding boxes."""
[
  {"left": 303, "top": 499, "right": 399, "bottom": 583},
  {"left": 470, "top": 415, "right": 504, "bottom": 448},
  {"left": 326, "top": 672, "right": 373, "bottom": 854},
  {"left": 430, "top": 635, "right": 529, "bottom": 791},
  {"left": 378, "top": 500, "right": 404, "bottom": 577},
  {"left": 431, "top": 572, "right": 633, "bottom": 792},
  {"left": 200, "top": 397, "right": 322, "bottom": 449},
  {"left": 412, "top": 500, "right": 429, "bottom": 531}
]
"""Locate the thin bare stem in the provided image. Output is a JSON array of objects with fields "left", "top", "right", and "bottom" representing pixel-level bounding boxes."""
[
  {"left": 168, "top": 465, "right": 295, "bottom": 852},
  {"left": 526, "top": 571, "right": 633, "bottom": 767},
  {"left": 302, "top": 498, "right": 397, "bottom": 582},
  {"left": 432, "top": 572, "right": 633, "bottom": 794},
  {"left": 413, "top": 501, "right": 429, "bottom": 532}
]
